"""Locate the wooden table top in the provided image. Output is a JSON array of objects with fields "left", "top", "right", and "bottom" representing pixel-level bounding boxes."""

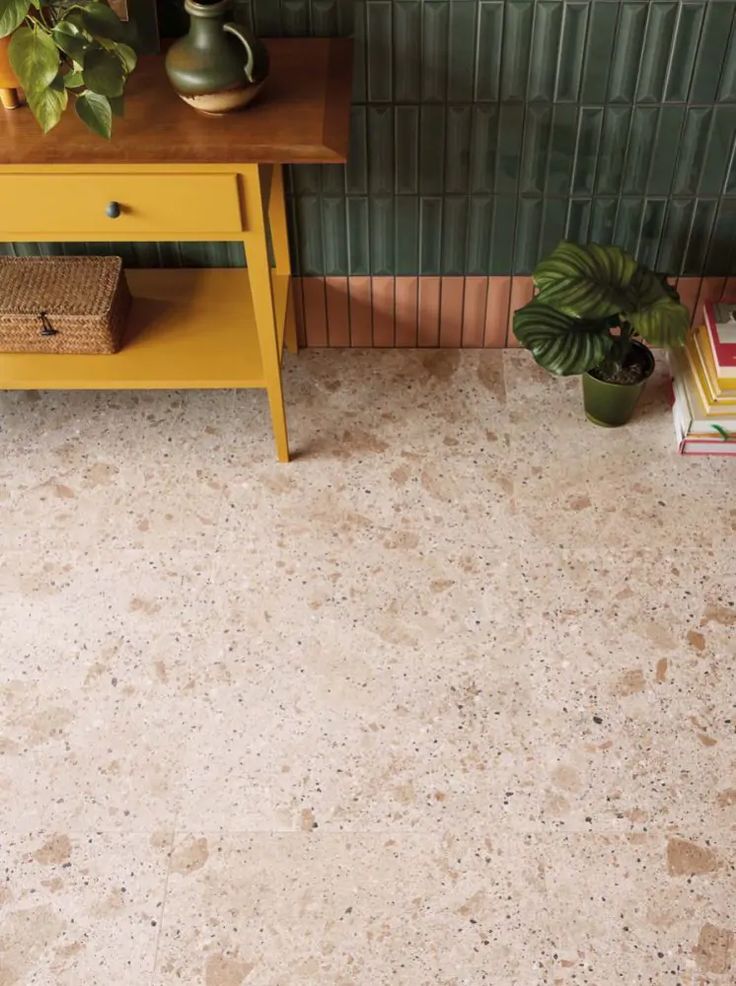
[{"left": 0, "top": 37, "right": 352, "bottom": 166}]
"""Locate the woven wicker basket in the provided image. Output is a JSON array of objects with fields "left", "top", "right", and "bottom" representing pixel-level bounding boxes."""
[{"left": 0, "top": 256, "right": 131, "bottom": 354}]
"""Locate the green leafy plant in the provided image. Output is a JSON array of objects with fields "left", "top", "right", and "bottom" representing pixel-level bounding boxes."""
[
  {"left": 513, "top": 241, "right": 690, "bottom": 381},
  {"left": 0, "top": 0, "right": 137, "bottom": 137}
]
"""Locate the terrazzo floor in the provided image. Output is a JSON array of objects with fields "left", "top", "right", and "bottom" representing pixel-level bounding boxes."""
[{"left": 1, "top": 349, "right": 734, "bottom": 986}]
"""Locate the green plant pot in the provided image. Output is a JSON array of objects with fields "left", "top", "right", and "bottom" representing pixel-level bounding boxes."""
[{"left": 582, "top": 343, "right": 655, "bottom": 427}]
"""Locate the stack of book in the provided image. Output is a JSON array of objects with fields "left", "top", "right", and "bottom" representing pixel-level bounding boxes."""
[{"left": 670, "top": 301, "right": 736, "bottom": 456}]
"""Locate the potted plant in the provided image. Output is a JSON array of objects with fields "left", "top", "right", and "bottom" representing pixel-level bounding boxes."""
[
  {"left": 513, "top": 241, "right": 690, "bottom": 427},
  {"left": 0, "top": 0, "right": 137, "bottom": 136}
]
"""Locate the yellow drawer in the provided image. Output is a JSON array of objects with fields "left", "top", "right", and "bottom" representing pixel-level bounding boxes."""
[{"left": 0, "top": 173, "right": 244, "bottom": 235}]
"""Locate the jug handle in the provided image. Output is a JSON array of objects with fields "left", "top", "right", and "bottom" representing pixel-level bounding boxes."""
[{"left": 222, "top": 22, "right": 256, "bottom": 83}]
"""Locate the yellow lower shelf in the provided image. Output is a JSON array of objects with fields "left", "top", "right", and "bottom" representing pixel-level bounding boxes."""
[{"left": 0, "top": 268, "right": 290, "bottom": 390}]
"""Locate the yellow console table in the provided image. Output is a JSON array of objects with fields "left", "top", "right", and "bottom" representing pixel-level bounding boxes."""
[{"left": 0, "top": 39, "right": 352, "bottom": 461}]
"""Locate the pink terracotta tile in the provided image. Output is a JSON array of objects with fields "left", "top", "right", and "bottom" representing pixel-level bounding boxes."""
[
  {"left": 507, "top": 277, "right": 535, "bottom": 347},
  {"left": 325, "top": 277, "right": 350, "bottom": 347},
  {"left": 439, "top": 277, "right": 465, "bottom": 348},
  {"left": 675, "top": 277, "right": 700, "bottom": 325},
  {"left": 394, "top": 277, "right": 418, "bottom": 347},
  {"left": 372, "top": 277, "right": 395, "bottom": 347},
  {"left": 349, "top": 276, "right": 373, "bottom": 347},
  {"left": 418, "top": 277, "right": 441, "bottom": 347},
  {"left": 484, "top": 276, "right": 511, "bottom": 348},
  {"left": 694, "top": 277, "right": 727, "bottom": 328},
  {"left": 461, "top": 277, "right": 488, "bottom": 348},
  {"left": 292, "top": 277, "right": 307, "bottom": 348},
  {"left": 301, "top": 277, "right": 328, "bottom": 347}
]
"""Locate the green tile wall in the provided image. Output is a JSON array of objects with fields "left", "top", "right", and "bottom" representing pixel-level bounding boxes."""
[{"left": 5, "top": 1, "right": 736, "bottom": 276}]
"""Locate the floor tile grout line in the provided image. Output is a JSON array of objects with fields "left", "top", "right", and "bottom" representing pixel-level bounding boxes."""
[{"left": 150, "top": 813, "right": 179, "bottom": 986}]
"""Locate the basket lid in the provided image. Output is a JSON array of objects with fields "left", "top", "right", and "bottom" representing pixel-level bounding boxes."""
[{"left": 0, "top": 256, "right": 125, "bottom": 316}]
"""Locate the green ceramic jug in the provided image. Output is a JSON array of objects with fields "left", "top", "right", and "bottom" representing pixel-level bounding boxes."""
[{"left": 165, "top": 0, "right": 269, "bottom": 114}]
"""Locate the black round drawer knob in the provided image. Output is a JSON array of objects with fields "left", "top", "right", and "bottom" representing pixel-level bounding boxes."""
[{"left": 106, "top": 201, "right": 121, "bottom": 219}]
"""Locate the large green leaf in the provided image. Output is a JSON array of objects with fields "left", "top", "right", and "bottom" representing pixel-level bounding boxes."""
[
  {"left": 26, "top": 78, "right": 67, "bottom": 132},
  {"left": 52, "top": 21, "right": 89, "bottom": 62},
  {"left": 83, "top": 45, "right": 124, "bottom": 95},
  {"left": 629, "top": 295, "right": 689, "bottom": 347},
  {"left": 81, "top": 2, "right": 129, "bottom": 43},
  {"left": 75, "top": 88, "right": 112, "bottom": 137},
  {"left": 533, "top": 241, "right": 639, "bottom": 319},
  {"left": 113, "top": 41, "right": 136, "bottom": 73},
  {"left": 513, "top": 300, "right": 614, "bottom": 376},
  {"left": 9, "top": 25, "right": 59, "bottom": 93},
  {"left": 0, "top": 0, "right": 30, "bottom": 37}
]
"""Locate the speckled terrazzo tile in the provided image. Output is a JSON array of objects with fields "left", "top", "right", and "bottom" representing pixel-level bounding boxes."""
[
  {"left": 0, "top": 829, "right": 172, "bottom": 985},
  {"left": 540, "top": 830, "right": 735, "bottom": 984},
  {"left": 153, "top": 831, "right": 555, "bottom": 986}
]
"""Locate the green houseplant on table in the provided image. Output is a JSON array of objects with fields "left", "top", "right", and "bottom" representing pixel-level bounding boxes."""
[
  {"left": 514, "top": 241, "right": 690, "bottom": 427},
  {"left": 0, "top": 0, "right": 137, "bottom": 136}
]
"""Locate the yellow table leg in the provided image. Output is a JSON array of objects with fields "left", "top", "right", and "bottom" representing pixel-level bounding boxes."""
[
  {"left": 243, "top": 163, "right": 290, "bottom": 462},
  {"left": 0, "top": 88, "right": 20, "bottom": 110},
  {"left": 268, "top": 163, "right": 298, "bottom": 355}
]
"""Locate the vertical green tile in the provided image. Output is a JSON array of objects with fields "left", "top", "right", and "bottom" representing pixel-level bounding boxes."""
[
  {"left": 566, "top": 199, "right": 592, "bottom": 243},
  {"left": 347, "top": 197, "right": 370, "bottom": 274},
  {"left": 719, "top": 20, "right": 736, "bottom": 100},
  {"left": 395, "top": 196, "right": 420, "bottom": 274},
  {"left": 467, "top": 196, "right": 494, "bottom": 274},
  {"left": 494, "top": 104, "right": 525, "bottom": 195},
  {"left": 664, "top": 2, "right": 706, "bottom": 101},
  {"left": 623, "top": 107, "right": 658, "bottom": 195},
  {"left": 475, "top": 1, "right": 504, "bottom": 101},
  {"left": 394, "top": 1, "right": 421, "bottom": 101},
  {"left": 673, "top": 108, "right": 713, "bottom": 196},
  {"left": 514, "top": 198, "right": 544, "bottom": 272},
  {"left": 489, "top": 195, "right": 516, "bottom": 273},
  {"left": 336, "top": 0, "right": 353, "bottom": 35},
  {"left": 253, "top": 0, "right": 280, "bottom": 34},
  {"left": 539, "top": 198, "right": 568, "bottom": 259},
  {"left": 597, "top": 106, "right": 631, "bottom": 195},
  {"left": 368, "top": 106, "right": 395, "bottom": 195},
  {"left": 421, "top": 1, "right": 449, "bottom": 102},
  {"left": 281, "top": 0, "right": 309, "bottom": 35},
  {"left": 547, "top": 104, "right": 577, "bottom": 195},
  {"left": 580, "top": 0, "right": 618, "bottom": 102},
  {"left": 647, "top": 106, "right": 686, "bottom": 196},
  {"left": 682, "top": 199, "right": 718, "bottom": 275},
  {"left": 470, "top": 105, "right": 499, "bottom": 194},
  {"left": 690, "top": 1, "right": 735, "bottom": 101},
  {"left": 572, "top": 107, "right": 604, "bottom": 196},
  {"left": 614, "top": 197, "right": 643, "bottom": 255},
  {"left": 445, "top": 106, "right": 472, "bottom": 194},
  {"left": 322, "top": 196, "right": 349, "bottom": 274},
  {"left": 528, "top": 1, "right": 563, "bottom": 102},
  {"left": 448, "top": 1, "right": 477, "bottom": 102},
  {"left": 295, "top": 196, "right": 324, "bottom": 274},
  {"left": 658, "top": 199, "right": 695, "bottom": 276},
  {"left": 589, "top": 198, "right": 618, "bottom": 242},
  {"left": 520, "top": 104, "right": 554, "bottom": 195},
  {"left": 419, "top": 196, "right": 443, "bottom": 274},
  {"left": 636, "top": 2, "right": 678, "bottom": 102},
  {"left": 419, "top": 106, "right": 446, "bottom": 195},
  {"left": 352, "top": 0, "right": 366, "bottom": 102},
  {"left": 706, "top": 198, "right": 736, "bottom": 275},
  {"left": 442, "top": 197, "right": 469, "bottom": 274},
  {"left": 311, "top": 0, "right": 339, "bottom": 36},
  {"left": 291, "top": 165, "right": 323, "bottom": 196},
  {"left": 608, "top": 2, "right": 648, "bottom": 102},
  {"left": 367, "top": 1, "right": 393, "bottom": 102},
  {"left": 395, "top": 106, "right": 419, "bottom": 194},
  {"left": 637, "top": 198, "right": 668, "bottom": 269},
  {"left": 321, "top": 164, "right": 346, "bottom": 197},
  {"left": 346, "top": 106, "right": 368, "bottom": 195},
  {"left": 555, "top": 1, "right": 589, "bottom": 102},
  {"left": 370, "top": 196, "right": 395, "bottom": 274},
  {"left": 501, "top": 0, "right": 533, "bottom": 100},
  {"left": 698, "top": 106, "right": 736, "bottom": 195}
]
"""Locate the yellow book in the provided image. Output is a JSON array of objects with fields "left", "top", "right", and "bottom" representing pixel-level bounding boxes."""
[
  {"left": 685, "top": 331, "right": 736, "bottom": 407},
  {"left": 694, "top": 324, "right": 736, "bottom": 392}
]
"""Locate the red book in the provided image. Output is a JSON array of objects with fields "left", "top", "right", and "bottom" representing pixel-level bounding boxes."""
[{"left": 704, "top": 301, "right": 736, "bottom": 371}]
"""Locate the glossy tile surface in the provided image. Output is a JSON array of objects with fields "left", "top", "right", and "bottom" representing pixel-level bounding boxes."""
[{"left": 1, "top": 350, "right": 734, "bottom": 983}]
